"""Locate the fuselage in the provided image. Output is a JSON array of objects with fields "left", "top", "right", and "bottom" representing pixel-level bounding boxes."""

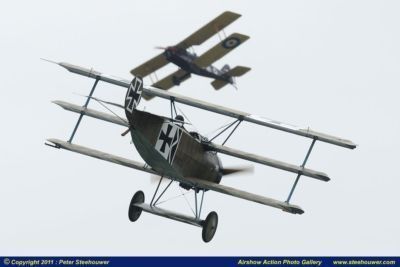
[
  {"left": 163, "top": 47, "right": 232, "bottom": 83},
  {"left": 125, "top": 108, "right": 223, "bottom": 186}
]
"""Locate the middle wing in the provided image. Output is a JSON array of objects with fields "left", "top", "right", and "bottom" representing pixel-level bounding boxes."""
[{"left": 52, "top": 100, "right": 330, "bottom": 182}]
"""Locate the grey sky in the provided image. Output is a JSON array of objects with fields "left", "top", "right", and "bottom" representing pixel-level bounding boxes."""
[{"left": 0, "top": 0, "right": 399, "bottom": 255}]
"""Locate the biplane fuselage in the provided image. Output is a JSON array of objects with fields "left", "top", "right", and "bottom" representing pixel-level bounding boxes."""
[
  {"left": 163, "top": 47, "right": 233, "bottom": 85},
  {"left": 126, "top": 108, "right": 223, "bottom": 186}
]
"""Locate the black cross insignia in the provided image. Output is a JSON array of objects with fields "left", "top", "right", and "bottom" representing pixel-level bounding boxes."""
[
  {"left": 158, "top": 124, "right": 173, "bottom": 153},
  {"left": 125, "top": 78, "right": 142, "bottom": 112}
]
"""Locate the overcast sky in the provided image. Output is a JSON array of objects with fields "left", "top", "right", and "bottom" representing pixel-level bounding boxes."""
[{"left": 1, "top": 0, "right": 399, "bottom": 256}]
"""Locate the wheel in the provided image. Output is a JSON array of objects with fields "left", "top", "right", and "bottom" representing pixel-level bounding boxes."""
[
  {"left": 202, "top": 211, "right": 218, "bottom": 242},
  {"left": 128, "top": 190, "right": 145, "bottom": 222}
]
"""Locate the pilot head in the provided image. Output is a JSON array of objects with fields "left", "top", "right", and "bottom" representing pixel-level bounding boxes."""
[{"left": 175, "top": 115, "right": 184, "bottom": 127}]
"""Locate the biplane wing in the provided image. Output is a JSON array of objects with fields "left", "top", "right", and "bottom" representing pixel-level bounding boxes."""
[
  {"left": 46, "top": 139, "right": 303, "bottom": 214},
  {"left": 54, "top": 61, "right": 357, "bottom": 149},
  {"left": 146, "top": 69, "right": 191, "bottom": 100},
  {"left": 130, "top": 53, "right": 168, "bottom": 77},
  {"left": 194, "top": 33, "right": 250, "bottom": 68},
  {"left": 175, "top": 11, "right": 241, "bottom": 49}
]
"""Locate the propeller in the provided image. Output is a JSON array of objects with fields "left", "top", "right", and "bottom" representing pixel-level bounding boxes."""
[
  {"left": 150, "top": 165, "right": 254, "bottom": 183},
  {"left": 222, "top": 165, "right": 254, "bottom": 177},
  {"left": 154, "top": 46, "right": 168, "bottom": 50}
]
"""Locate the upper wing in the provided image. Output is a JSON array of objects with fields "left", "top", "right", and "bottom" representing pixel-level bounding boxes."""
[
  {"left": 144, "top": 87, "right": 357, "bottom": 149},
  {"left": 130, "top": 53, "right": 169, "bottom": 77},
  {"left": 176, "top": 11, "right": 241, "bottom": 49},
  {"left": 194, "top": 33, "right": 250, "bottom": 68},
  {"left": 55, "top": 62, "right": 356, "bottom": 149},
  {"left": 47, "top": 139, "right": 303, "bottom": 214}
]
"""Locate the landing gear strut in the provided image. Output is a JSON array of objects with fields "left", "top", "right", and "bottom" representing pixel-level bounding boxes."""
[{"left": 127, "top": 184, "right": 219, "bottom": 242}]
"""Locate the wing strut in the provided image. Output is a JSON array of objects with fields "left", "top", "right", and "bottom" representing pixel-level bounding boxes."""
[
  {"left": 210, "top": 118, "right": 243, "bottom": 146},
  {"left": 68, "top": 78, "right": 100, "bottom": 143},
  {"left": 286, "top": 138, "right": 317, "bottom": 203}
]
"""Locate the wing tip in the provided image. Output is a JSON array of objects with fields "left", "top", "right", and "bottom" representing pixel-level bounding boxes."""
[{"left": 282, "top": 204, "right": 305, "bottom": 215}]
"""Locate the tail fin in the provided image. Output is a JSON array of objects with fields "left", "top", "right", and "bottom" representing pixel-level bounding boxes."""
[
  {"left": 227, "top": 66, "right": 251, "bottom": 77},
  {"left": 125, "top": 76, "right": 143, "bottom": 114},
  {"left": 221, "top": 64, "right": 231, "bottom": 73}
]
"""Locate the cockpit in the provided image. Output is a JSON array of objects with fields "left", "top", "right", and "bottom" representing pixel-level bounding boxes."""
[{"left": 173, "top": 115, "right": 208, "bottom": 143}]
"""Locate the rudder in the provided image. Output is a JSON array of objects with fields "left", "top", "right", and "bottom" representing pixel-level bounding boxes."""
[{"left": 125, "top": 76, "right": 143, "bottom": 114}]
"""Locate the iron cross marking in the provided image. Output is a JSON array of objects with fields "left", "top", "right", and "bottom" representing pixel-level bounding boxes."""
[
  {"left": 155, "top": 122, "right": 183, "bottom": 164},
  {"left": 159, "top": 124, "right": 173, "bottom": 153}
]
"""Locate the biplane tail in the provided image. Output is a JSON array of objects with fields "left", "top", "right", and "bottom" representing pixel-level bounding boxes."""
[
  {"left": 124, "top": 76, "right": 144, "bottom": 114},
  {"left": 211, "top": 66, "right": 251, "bottom": 90}
]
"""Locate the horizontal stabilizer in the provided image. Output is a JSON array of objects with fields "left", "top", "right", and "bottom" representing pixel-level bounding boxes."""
[
  {"left": 227, "top": 66, "right": 251, "bottom": 77},
  {"left": 47, "top": 139, "right": 303, "bottom": 214},
  {"left": 211, "top": 79, "right": 229, "bottom": 90},
  {"left": 205, "top": 142, "right": 330, "bottom": 182}
]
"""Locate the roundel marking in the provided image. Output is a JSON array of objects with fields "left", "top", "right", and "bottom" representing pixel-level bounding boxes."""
[{"left": 222, "top": 37, "right": 241, "bottom": 49}]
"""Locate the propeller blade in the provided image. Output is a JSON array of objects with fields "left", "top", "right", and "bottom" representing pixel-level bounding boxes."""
[
  {"left": 154, "top": 46, "right": 167, "bottom": 50},
  {"left": 222, "top": 165, "right": 254, "bottom": 176}
]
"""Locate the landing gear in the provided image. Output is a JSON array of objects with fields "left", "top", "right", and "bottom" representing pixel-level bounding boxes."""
[
  {"left": 172, "top": 75, "right": 181, "bottom": 86},
  {"left": 202, "top": 211, "right": 218, "bottom": 242},
  {"left": 127, "top": 184, "right": 219, "bottom": 242},
  {"left": 128, "top": 190, "right": 145, "bottom": 222}
]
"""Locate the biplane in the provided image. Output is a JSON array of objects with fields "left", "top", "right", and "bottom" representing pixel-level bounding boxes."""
[
  {"left": 130, "top": 11, "right": 251, "bottom": 99},
  {"left": 45, "top": 61, "right": 356, "bottom": 242}
]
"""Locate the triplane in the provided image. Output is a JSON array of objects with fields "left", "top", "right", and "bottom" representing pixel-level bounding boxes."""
[{"left": 46, "top": 61, "right": 356, "bottom": 242}]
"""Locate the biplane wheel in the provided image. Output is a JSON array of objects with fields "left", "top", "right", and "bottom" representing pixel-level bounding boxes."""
[
  {"left": 201, "top": 211, "right": 218, "bottom": 243},
  {"left": 172, "top": 75, "right": 181, "bottom": 86},
  {"left": 128, "top": 190, "right": 145, "bottom": 222}
]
